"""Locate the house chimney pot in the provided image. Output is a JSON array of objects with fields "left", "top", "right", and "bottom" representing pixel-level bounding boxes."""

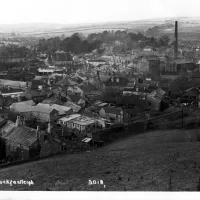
[
  {"left": 36, "top": 126, "right": 40, "bottom": 144},
  {"left": 15, "top": 116, "right": 20, "bottom": 127},
  {"left": 18, "top": 96, "right": 21, "bottom": 102},
  {"left": 38, "top": 85, "right": 43, "bottom": 90},
  {"left": 47, "top": 123, "right": 51, "bottom": 134}
]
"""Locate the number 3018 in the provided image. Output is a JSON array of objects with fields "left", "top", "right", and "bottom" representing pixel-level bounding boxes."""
[{"left": 88, "top": 179, "right": 104, "bottom": 185}]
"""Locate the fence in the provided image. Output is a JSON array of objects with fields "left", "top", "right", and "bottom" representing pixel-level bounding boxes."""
[{"left": 144, "top": 106, "right": 200, "bottom": 130}]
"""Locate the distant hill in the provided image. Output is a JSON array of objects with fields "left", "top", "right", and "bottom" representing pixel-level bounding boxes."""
[
  {"left": 2, "top": 17, "right": 200, "bottom": 38},
  {"left": 146, "top": 17, "right": 200, "bottom": 40}
]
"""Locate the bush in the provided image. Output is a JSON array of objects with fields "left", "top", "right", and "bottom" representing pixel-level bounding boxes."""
[{"left": 155, "top": 129, "right": 200, "bottom": 144}]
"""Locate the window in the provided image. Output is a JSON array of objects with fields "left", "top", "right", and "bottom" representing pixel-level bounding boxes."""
[
  {"left": 13, "top": 143, "right": 17, "bottom": 151},
  {"left": 44, "top": 135, "right": 48, "bottom": 141}
]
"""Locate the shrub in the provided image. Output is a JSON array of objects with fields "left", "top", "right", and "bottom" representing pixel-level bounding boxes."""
[{"left": 155, "top": 129, "right": 200, "bottom": 144}]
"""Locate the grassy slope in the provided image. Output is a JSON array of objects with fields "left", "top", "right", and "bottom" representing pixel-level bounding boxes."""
[{"left": 0, "top": 129, "right": 200, "bottom": 191}]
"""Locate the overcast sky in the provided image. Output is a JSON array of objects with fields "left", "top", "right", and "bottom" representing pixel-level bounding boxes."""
[{"left": 1, "top": 0, "right": 200, "bottom": 24}]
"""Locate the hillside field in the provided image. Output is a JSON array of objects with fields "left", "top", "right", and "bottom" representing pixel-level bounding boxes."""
[{"left": 0, "top": 129, "right": 200, "bottom": 191}]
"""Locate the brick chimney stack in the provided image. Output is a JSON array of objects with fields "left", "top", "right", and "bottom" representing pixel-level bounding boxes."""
[{"left": 174, "top": 21, "right": 178, "bottom": 59}]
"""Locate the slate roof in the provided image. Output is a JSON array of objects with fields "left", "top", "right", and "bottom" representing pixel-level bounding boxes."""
[
  {"left": 0, "top": 88, "right": 24, "bottom": 94},
  {"left": 79, "top": 82, "right": 98, "bottom": 93},
  {"left": 0, "top": 79, "right": 27, "bottom": 89},
  {"left": 1, "top": 120, "right": 16, "bottom": 137},
  {"left": 10, "top": 101, "right": 36, "bottom": 112},
  {"left": 172, "top": 59, "right": 194, "bottom": 65},
  {"left": 3, "top": 126, "right": 39, "bottom": 147},
  {"left": 148, "top": 85, "right": 158, "bottom": 92},
  {"left": 156, "top": 88, "right": 166, "bottom": 97},
  {"left": 0, "top": 117, "right": 5, "bottom": 124},
  {"left": 147, "top": 92, "right": 162, "bottom": 104},
  {"left": 67, "top": 94, "right": 82, "bottom": 103},
  {"left": 11, "top": 100, "right": 35, "bottom": 107},
  {"left": 103, "top": 107, "right": 122, "bottom": 115},
  {"left": 16, "top": 104, "right": 56, "bottom": 114},
  {"left": 145, "top": 55, "right": 160, "bottom": 61},
  {"left": 21, "top": 89, "right": 46, "bottom": 98},
  {"left": 2, "top": 96, "right": 17, "bottom": 107},
  {"left": 37, "top": 103, "right": 72, "bottom": 115},
  {"left": 190, "top": 72, "right": 200, "bottom": 78},
  {"left": 49, "top": 104, "right": 72, "bottom": 115},
  {"left": 182, "top": 87, "right": 199, "bottom": 96},
  {"left": 105, "top": 77, "right": 128, "bottom": 87},
  {"left": 34, "top": 76, "right": 43, "bottom": 80},
  {"left": 147, "top": 88, "right": 166, "bottom": 103},
  {"left": 42, "top": 98, "right": 63, "bottom": 105},
  {"left": 81, "top": 110, "right": 99, "bottom": 118},
  {"left": 56, "top": 77, "right": 77, "bottom": 86},
  {"left": 32, "top": 104, "right": 58, "bottom": 114},
  {"left": 31, "top": 80, "right": 42, "bottom": 89},
  {"left": 64, "top": 101, "right": 81, "bottom": 113}
]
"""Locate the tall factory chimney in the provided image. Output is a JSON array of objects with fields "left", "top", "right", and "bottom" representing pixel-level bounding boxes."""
[{"left": 174, "top": 21, "right": 178, "bottom": 59}]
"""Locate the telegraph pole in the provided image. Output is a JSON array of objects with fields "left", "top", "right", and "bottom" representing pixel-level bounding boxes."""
[{"left": 181, "top": 105, "right": 184, "bottom": 129}]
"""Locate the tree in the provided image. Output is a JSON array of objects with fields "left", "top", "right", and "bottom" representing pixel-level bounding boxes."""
[
  {"left": 81, "top": 40, "right": 89, "bottom": 53},
  {"left": 169, "top": 76, "right": 193, "bottom": 92},
  {"left": 0, "top": 49, "right": 10, "bottom": 63},
  {"left": 158, "top": 35, "right": 170, "bottom": 47},
  {"left": 60, "top": 34, "right": 65, "bottom": 40}
]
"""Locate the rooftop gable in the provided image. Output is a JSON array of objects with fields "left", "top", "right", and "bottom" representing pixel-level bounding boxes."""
[{"left": 4, "top": 126, "right": 40, "bottom": 147}]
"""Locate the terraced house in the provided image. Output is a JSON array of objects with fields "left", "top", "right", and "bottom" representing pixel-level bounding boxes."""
[{"left": 0, "top": 117, "right": 63, "bottom": 161}]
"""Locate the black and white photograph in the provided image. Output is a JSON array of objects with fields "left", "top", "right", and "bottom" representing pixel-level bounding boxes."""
[{"left": 0, "top": 0, "right": 200, "bottom": 198}]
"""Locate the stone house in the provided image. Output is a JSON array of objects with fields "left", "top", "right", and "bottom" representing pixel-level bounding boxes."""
[
  {"left": 67, "top": 85, "right": 83, "bottom": 96},
  {"left": 0, "top": 117, "right": 63, "bottom": 161},
  {"left": 79, "top": 82, "right": 101, "bottom": 96},
  {"left": 21, "top": 88, "right": 47, "bottom": 103},
  {"left": 1, "top": 120, "right": 42, "bottom": 161},
  {"left": 64, "top": 101, "right": 81, "bottom": 113},
  {"left": 37, "top": 103, "right": 73, "bottom": 117},
  {"left": 58, "top": 114, "right": 97, "bottom": 133},
  {"left": 39, "top": 128, "right": 63, "bottom": 158},
  {"left": 20, "top": 105, "right": 59, "bottom": 123},
  {"left": 99, "top": 107, "right": 124, "bottom": 123},
  {"left": 181, "top": 87, "right": 199, "bottom": 104},
  {"left": 67, "top": 94, "right": 86, "bottom": 108},
  {"left": 147, "top": 88, "right": 169, "bottom": 111}
]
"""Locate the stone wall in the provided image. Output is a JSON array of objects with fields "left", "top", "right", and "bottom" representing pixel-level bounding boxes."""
[{"left": 40, "top": 140, "right": 61, "bottom": 158}]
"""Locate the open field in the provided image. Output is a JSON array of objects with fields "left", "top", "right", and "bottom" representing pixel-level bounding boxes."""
[
  {"left": 0, "top": 129, "right": 200, "bottom": 191},
  {"left": 3, "top": 17, "right": 200, "bottom": 39}
]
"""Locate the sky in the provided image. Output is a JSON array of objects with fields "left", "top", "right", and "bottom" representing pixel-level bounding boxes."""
[{"left": 1, "top": 0, "right": 200, "bottom": 24}]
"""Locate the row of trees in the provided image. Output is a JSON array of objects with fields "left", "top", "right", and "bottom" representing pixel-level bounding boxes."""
[
  {"left": 38, "top": 30, "right": 170, "bottom": 55},
  {"left": 38, "top": 33, "right": 102, "bottom": 54},
  {"left": 0, "top": 45, "right": 31, "bottom": 63}
]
